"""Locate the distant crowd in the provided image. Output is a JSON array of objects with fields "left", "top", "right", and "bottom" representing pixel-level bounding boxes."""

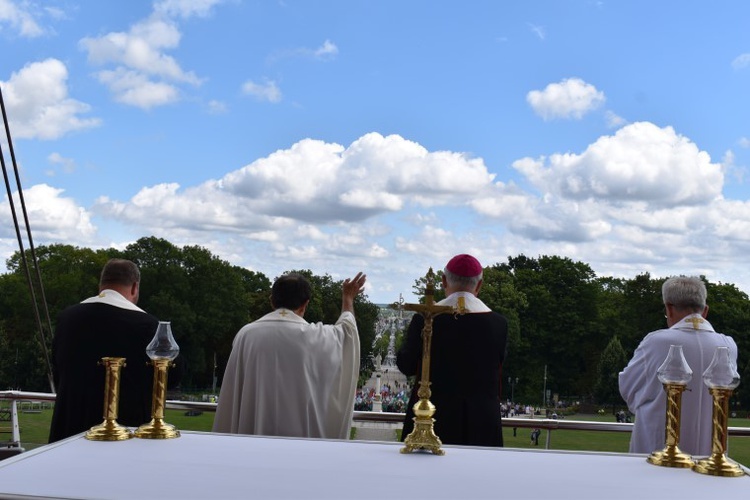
[{"left": 355, "top": 384, "right": 410, "bottom": 412}]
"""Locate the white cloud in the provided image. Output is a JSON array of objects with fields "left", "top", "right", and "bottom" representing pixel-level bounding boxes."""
[
  {"left": 1, "top": 59, "right": 101, "bottom": 139},
  {"left": 81, "top": 18, "right": 199, "bottom": 84},
  {"left": 0, "top": 184, "right": 96, "bottom": 240},
  {"left": 153, "top": 0, "right": 223, "bottom": 19},
  {"left": 527, "top": 77, "right": 605, "bottom": 120},
  {"left": 206, "top": 99, "right": 227, "bottom": 114},
  {"left": 242, "top": 79, "right": 282, "bottom": 103},
  {"left": 96, "top": 68, "right": 180, "bottom": 109},
  {"left": 314, "top": 39, "right": 338, "bottom": 60},
  {"left": 0, "top": 0, "right": 45, "bottom": 37},
  {"left": 605, "top": 110, "right": 626, "bottom": 128},
  {"left": 739, "top": 137, "right": 750, "bottom": 148},
  {"left": 268, "top": 39, "right": 340, "bottom": 62},
  {"left": 721, "top": 149, "right": 746, "bottom": 184},
  {"left": 94, "top": 180, "right": 286, "bottom": 233},
  {"left": 47, "top": 152, "right": 76, "bottom": 175},
  {"left": 472, "top": 121, "right": 727, "bottom": 253},
  {"left": 94, "top": 133, "right": 496, "bottom": 232},
  {"left": 731, "top": 53, "right": 750, "bottom": 70},
  {"left": 514, "top": 122, "right": 721, "bottom": 206},
  {"left": 9, "top": 125, "right": 750, "bottom": 304},
  {"left": 528, "top": 23, "right": 545, "bottom": 40},
  {"left": 78, "top": 8, "right": 204, "bottom": 108}
]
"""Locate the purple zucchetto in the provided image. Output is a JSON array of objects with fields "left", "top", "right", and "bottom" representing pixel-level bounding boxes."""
[{"left": 445, "top": 254, "right": 482, "bottom": 277}]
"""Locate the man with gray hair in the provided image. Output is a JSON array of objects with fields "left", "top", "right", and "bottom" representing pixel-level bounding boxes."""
[
  {"left": 397, "top": 254, "right": 508, "bottom": 447},
  {"left": 619, "top": 276, "right": 738, "bottom": 456}
]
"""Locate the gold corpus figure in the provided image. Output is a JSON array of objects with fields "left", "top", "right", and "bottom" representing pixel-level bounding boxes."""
[
  {"left": 85, "top": 357, "right": 133, "bottom": 441},
  {"left": 692, "top": 387, "right": 746, "bottom": 477},
  {"left": 133, "top": 359, "right": 180, "bottom": 439},
  {"left": 646, "top": 383, "right": 694, "bottom": 468},
  {"left": 392, "top": 268, "right": 466, "bottom": 455}
]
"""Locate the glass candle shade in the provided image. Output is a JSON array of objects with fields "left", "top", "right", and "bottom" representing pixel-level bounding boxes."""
[
  {"left": 702, "top": 346, "right": 740, "bottom": 389},
  {"left": 146, "top": 321, "right": 180, "bottom": 361},
  {"left": 657, "top": 345, "right": 692, "bottom": 385}
]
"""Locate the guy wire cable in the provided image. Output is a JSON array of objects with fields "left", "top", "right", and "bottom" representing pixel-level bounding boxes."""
[{"left": 0, "top": 84, "right": 55, "bottom": 393}]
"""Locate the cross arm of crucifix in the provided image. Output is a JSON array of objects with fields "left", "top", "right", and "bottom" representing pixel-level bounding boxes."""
[{"left": 402, "top": 302, "right": 455, "bottom": 318}]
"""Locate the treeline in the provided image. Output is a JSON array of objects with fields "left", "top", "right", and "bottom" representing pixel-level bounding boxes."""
[
  {"left": 1, "top": 239, "right": 748, "bottom": 410},
  {"left": 408, "top": 255, "right": 750, "bottom": 409},
  {"left": 0, "top": 237, "right": 378, "bottom": 392}
]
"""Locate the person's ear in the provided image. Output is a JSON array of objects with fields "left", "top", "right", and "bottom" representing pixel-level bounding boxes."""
[
  {"left": 702, "top": 305, "right": 709, "bottom": 318},
  {"left": 474, "top": 279, "right": 483, "bottom": 295},
  {"left": 297, "top": 299, "right": 310, "bottom": 317}
]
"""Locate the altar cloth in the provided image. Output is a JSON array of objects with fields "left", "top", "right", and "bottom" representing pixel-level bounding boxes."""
[{"left": 0, "top": 431, "right": 746, "bottom": 499}]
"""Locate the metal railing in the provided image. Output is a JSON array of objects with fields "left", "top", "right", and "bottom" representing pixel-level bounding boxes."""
[{"left": 3, "top": 390, "right": 750, "bottom": 452}]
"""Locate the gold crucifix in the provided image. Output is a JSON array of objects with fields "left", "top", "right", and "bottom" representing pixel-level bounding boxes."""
[{"left": 391, "top": 267, "right": 466, "bottom": 455}]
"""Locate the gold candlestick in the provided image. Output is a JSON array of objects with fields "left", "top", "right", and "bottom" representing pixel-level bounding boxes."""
[
  {"left": 134, "top": 358, "right": 180, "bottom": 439},
  {"left": 647, "top": 383, "right": 694, "bottom": 467},
  {"left": 134, "top": 321, "right": 181, "bottom": 439},
  {"left": 692, "top": 387, "right": 744, "bottom": 477},
  {"left": 646, "top": 344, "right": 693, "bottom": 467},
  {"left": 392, "top": 268, "right": 465, "bottom": 455},
  {"left": 85, "top": 357, "right": 133, "bottom": 441},
  {"left": 692, "top": 345, "right": 744, "bottom": 477}
]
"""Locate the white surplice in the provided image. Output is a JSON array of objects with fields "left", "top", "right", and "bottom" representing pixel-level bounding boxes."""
[
  {"left": 80, "top": 289, "right": 146, "bottom": 312},
  {"left": 618, "top": 314, "right": 737, "bottom": 456},
  {"left": 212, "top": 308, "right": 360, "bottom": 439},
  {"left": 437, "top": 291, "right": 491, "bottom": 312}
]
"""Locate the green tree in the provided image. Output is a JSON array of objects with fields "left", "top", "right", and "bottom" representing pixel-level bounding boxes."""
[
  {"left": 411, "top": 269, "right": 446, "bottom": 303},
  {"left": 619, "top": 273, "right": 664, "bottom": 356},
  {"left": 594, "top": 336, "right": 628, "bottom": 412},
  {"left": 125, "top": 237, "right": 266, "bottom": 390},
  {"left": 0, "top": 244, "right": 115, "bottom": 391},
  {"left": 499, "top": 255, "right": 601, "bottom": 402},
  {"left": 372, "top": 329, "right": 391, "bottom": 361},
  {"left": 703, "top": 281, "right": 750, "bottom": 409},
  {"left": 480, "top": 263, "right": 528, "bottom": 396}
]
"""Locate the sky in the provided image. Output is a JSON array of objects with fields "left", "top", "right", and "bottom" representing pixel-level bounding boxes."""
[{"left": 1, "top": 0, "right": 750, "bottom": 305}]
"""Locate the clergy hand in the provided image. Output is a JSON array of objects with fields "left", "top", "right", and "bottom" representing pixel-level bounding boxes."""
[{"left": 342, "top": 272, "right": 367, "bottom": 313}]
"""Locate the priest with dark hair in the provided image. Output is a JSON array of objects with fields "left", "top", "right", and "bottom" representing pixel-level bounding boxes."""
[
  {"left": 49, "top": 259, "right": 158, "bottom": 443},
  {"left": 397, "top": 254, "right": 508, "bottom": 447},
  {"left": 213, "top": 271, "right": 366, "bottom": 439}
]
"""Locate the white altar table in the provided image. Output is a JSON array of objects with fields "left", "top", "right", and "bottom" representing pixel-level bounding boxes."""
[{"left": 0, "top": 431, "right": 746, "bottom": 499}]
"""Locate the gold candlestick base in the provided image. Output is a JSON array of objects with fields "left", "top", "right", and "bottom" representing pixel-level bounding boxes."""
[
  {"left": 133, "top": 419, "right": 180, "bottom": 439},
  {"left": 85, "top": 420, "right": 133, "bottom": 441},
  {"left": 647, "top": 447, "right": 694, "bottom": 468},
  {"left": 692, "top": 454, "right": 746, "bottom": 477},
  {"left": 400, "top": 398, "right": 444, "bottom": 455}
]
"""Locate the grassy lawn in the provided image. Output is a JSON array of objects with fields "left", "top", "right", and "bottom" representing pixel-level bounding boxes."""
[
  {"left": 8, "top": 406, "right": 216, "bottom": 450},
  {"left": 504, "top": 413, "right": 750, "bottom": 467},
  {"left": 8, "top": 407, "right": 750, "bottom": 468}
]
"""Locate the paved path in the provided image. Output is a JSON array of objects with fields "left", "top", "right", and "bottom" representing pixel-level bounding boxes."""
[{"left": 351, "top": 422, "right": 402, "bottom": 442}]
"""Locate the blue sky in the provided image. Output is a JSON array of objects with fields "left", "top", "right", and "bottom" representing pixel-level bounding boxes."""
[{"left": 1, "top": 0, "right": 750, "bottom": 304}]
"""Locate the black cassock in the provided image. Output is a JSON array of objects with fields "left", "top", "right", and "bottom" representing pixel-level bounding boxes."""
[
  {"left": 49, "top": 302, "right": 159, "bottom": 443},
  {"left": 396, "top": 312, "right": 508, "bottom": 447}
]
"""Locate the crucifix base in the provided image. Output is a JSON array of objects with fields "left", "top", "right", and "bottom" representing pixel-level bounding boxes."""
[{"left": 400, "top": 398, "right": 444, "bottom": 455}]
